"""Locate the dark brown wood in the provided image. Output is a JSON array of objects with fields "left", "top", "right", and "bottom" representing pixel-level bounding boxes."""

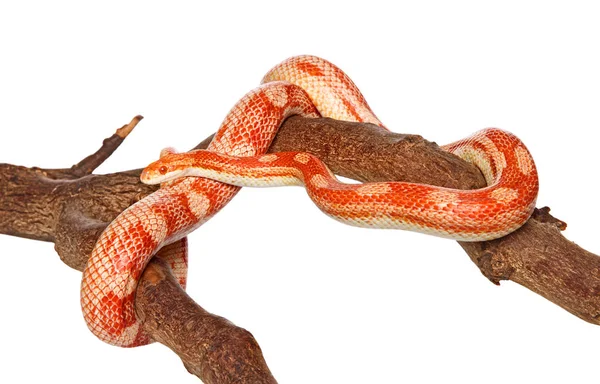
[
  {"left": 1, "top": 115, "right": 600, "bottom": 382},
  {"left": 136, "top": 257, "right": 277, "bottom": 384}
]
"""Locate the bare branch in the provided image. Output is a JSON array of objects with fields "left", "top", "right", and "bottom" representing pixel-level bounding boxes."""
[{"left": 2, "top": 115, "right": 600, "bottom": 382}]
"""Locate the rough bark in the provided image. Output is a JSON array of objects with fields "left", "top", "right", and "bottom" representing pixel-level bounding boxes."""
[{"left": 1, "top": 115, "right": 598, "bottom": 383}]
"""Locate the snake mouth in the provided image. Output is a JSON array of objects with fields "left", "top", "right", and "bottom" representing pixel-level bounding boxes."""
[
  {"left": 140, "top": 168, "right": 198, "bottom": 185},
  {"left": 140, "top": 169, "right": 175, "bottom": 185},
  {"left": 140, "top": 169, "right": 164, "bottom": 185}
]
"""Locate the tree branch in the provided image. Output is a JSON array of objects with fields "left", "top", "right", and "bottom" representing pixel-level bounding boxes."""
[{"left": 2, "top": 115, "right": 599, "bottom": 382}]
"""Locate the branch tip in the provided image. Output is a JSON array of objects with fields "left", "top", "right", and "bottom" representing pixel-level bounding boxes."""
[
  {"left": 116, "top": 115, "right": 144, "bottom": 139},
  {"left": 532, "top": 206, "right": 568, "bottom": 230}
]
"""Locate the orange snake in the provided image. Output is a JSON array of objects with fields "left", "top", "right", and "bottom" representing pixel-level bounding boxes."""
[{"left": 82, "top": 55, "right": 539, "bottom": 347}]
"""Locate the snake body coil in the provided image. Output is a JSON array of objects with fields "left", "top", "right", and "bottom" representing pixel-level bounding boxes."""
[{"left": 82, "top": 55, "right": 539, "bottom": 347}]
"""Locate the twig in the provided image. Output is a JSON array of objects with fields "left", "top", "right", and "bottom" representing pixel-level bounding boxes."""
[{"left": 69, "top": 115, "right": 143, "bottom": 178}]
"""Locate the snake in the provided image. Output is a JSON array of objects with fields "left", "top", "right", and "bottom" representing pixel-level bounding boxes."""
[{"left": 82, "top": 55, "right": 539, "bottom": 347}]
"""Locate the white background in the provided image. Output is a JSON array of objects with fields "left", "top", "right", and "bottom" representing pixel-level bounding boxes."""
[{"left": 1, "top": 1, "right": 599, "bottom": 383}]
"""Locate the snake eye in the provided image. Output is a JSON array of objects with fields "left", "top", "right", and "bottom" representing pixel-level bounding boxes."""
[{"left": 158, "top": 165, "right": 168, "bottom": 175}]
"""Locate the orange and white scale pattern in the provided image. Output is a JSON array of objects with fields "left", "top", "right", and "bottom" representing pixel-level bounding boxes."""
[
  {"left": 81, "top": 55, "right": 384, "bottom": 347},
  {"left": 262, "top": 55, "right": 384, "bottom": 127},
  {"left": 142, "top": 128, "right": 538, "bottom": 242}
]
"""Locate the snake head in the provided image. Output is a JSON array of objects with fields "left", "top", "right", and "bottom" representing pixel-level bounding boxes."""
[{"left": 140, "top": 150, "right": 202, "bottom": 185}]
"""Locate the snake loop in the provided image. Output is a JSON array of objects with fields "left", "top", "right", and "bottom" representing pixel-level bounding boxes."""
[{"left": 82, "top": 55, "right": 539, "bottom": 347}]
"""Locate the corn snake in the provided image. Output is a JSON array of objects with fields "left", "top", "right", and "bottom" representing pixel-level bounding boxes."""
[{"left": 82, "top": 55, "right": 539, "bottom": 347}]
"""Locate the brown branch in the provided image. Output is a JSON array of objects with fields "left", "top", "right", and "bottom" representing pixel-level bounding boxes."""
[
  {"left": 2, "top": 115, "right": 600, "bottom": 382},
  {"left": 40, "top": 115, "right": 144, "bottom": 181},
  {"left": 69, "top": 115, "right": 143, "bottom": 177},
  {"left": 136, "top": 257, "right": 276, "bottom": 383}
]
